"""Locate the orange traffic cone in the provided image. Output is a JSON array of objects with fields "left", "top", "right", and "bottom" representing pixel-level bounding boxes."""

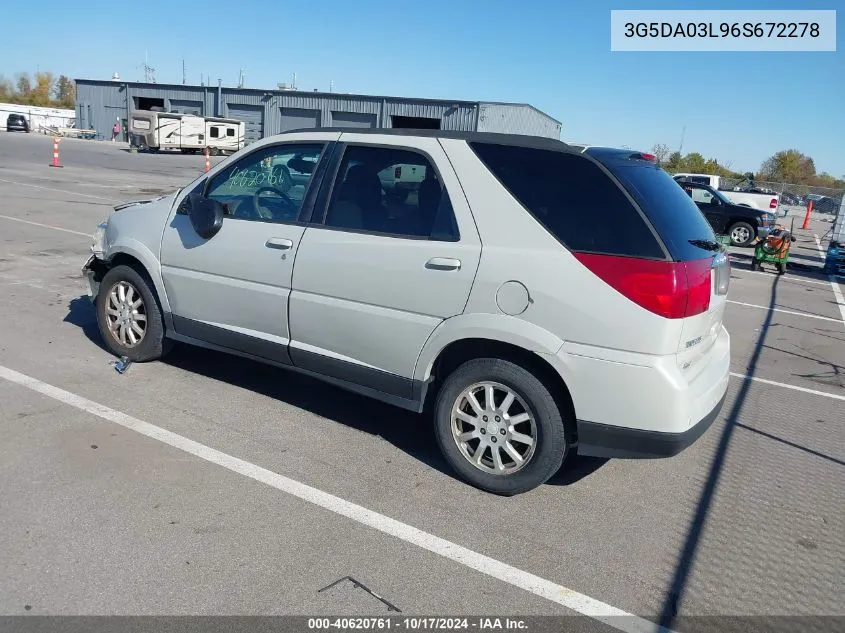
[
  {"left": 801, "top": 200, "right": 813, "bottom": 230},
  {"left": 49, "top": 137, "right": 63, "bottom": 168}
]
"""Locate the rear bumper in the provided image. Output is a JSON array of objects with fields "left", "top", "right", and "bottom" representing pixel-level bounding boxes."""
[
  {"left": 552, "top": 324, "right": 730, "bottom": 458},
  {"left": 576, "top": 391, "right": 726, "bottom": 458}
]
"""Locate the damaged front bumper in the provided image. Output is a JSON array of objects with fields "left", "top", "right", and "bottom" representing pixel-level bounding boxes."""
[
  {"left": 82, "top": 254, "right": 100, "bottom": 300},
  {"left": 82, "top": 222, "right": 108, "bottom": 300}
]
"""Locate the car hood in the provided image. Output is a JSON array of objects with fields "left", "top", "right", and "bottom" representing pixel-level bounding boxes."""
[{"left": 113, "top": 190, "right": 179, "bottom": 212}]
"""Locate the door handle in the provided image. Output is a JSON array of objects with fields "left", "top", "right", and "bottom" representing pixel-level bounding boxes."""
[
  {"left": 425, "top": 257, "right": 461, "bottom": 271},
  {"left": 265, "top": 238, "right": 293, "bottom": 250}
]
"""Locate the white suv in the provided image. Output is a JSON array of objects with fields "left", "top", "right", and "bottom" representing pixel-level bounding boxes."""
[{"left": 82, "top": 129, "right": 731, "bottom": 495}]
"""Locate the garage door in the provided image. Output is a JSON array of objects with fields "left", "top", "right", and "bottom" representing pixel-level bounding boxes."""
[
  {"left": 227, "top": 104, "right": 264, "bottom": 144},
  {"left": 169, "top": 99, "right": 203, "bottom": 115},
  {"left": 280, "top": 107, "right": 321, "bottom": 132},
  {"left": 330, "top": 111, "right": 377, "bottom": 128}
]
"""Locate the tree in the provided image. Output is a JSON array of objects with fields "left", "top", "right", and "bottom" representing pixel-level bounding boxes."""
[
  {"left": 0, "top": 76, "right": 13, "bottom": 102},
  {"left": 31, "top": 71, "right": 55, "bottom": 106},
  {"left": 683, "top": 152, "right": 707, "bottom": 173},
  {"left": 55, "top": 75, "right": 76, "bottom": 108},
  {"left": 665, "top": 151, "right": 683, "bottom": 171},
  {"left": 759, "top": 149, "right": 816, "bottom": 183},
  {"left": 651, "top": 143, "right": 671, "bottom": 164},
  {"left": 15, "top": 73, "right": 32, "bottom": 98}
]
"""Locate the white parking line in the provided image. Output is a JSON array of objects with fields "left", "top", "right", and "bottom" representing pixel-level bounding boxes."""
[
  {"left": 0, "top": 177, "right": 119, "bottom": 202},
  {"left": 0, "top": 214, "right": 91, "bottom": 237},
  {"left": 726, "top": 300, "right": 842, "bottom": 323},
  {"left": 813, "top": 234, "right": 845, "bottom": 327},
  {"left": 730, "top": 268, "right": 831, "bottom": 286},
  {"left": 0, "top": 364, "right": 670, "bottom": 633},
  {"left": 730, "top": 372, "right": 845, "bottom": 401}
]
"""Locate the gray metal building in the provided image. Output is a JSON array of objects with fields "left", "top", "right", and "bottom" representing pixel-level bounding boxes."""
[{"left": 74, "top": 79, "right": 562, "bottom": 144}]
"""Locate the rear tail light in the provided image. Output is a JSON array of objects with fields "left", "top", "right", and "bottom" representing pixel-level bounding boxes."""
[
  {"left": 395, "top": 166, "right": 402, "bottom": 178},
  {"left": 573, "top": 253, "right": 714, "bottom": 319},
  {"left": 770, "top": 198, "right": 778, "bottom": 209},
  {"left": 630, "top": 152, "right": 656, "bottom": 162},
  {"left": 713, "top": 251, "right": 730, "bottom": 295}
]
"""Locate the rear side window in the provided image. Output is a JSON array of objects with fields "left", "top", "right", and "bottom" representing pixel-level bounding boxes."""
[
  {"left": 607, "top": 163, "right": 718, "bottom": 261},
  {"left": 469, "top": 143, "right": 665, "bottom": 259}
]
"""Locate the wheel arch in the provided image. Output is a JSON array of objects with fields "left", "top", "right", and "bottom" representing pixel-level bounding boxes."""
[
  {"left": 415, "top": 317, "right": 577, "bottom": 441},
  {"left": 99, "top": 241, "right": 172, "bottom": 316}
]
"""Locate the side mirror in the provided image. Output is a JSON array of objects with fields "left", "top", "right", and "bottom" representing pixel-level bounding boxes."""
[{"left": 185, "top": 193, "right": 225, "bottom": 240}]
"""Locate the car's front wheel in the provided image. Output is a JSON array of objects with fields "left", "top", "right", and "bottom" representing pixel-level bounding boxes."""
[
  {"left": 433, "top": 358, "right": 569, "bottom": 496},
  {"left": 95, "top": 265, "right": 171, "bottom": 362}
]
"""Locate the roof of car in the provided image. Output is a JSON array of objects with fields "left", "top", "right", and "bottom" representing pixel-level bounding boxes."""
[{"left": 278, "top": 127, "right": 577, "bottom": 152}]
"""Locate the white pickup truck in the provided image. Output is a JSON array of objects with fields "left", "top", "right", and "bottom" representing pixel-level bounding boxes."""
[{"left": 673, "top": 173, "right": 779, "bottom": 212}]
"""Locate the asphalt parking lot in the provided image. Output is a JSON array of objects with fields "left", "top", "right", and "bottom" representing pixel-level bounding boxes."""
[{"left": 0, "top": 132, "right": 843, "bottom": 631}]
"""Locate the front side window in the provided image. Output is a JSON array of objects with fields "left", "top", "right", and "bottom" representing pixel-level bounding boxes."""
[
  {"left": 205, "top": 143, "right": 324, "bottom": 223},
  {"left": 323, "top": 145, "right": 459, "bottom": 240}
]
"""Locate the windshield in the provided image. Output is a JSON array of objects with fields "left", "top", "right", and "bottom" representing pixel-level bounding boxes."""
[{"left": 709, "top": 187, "right": 732, "bottom": 205}]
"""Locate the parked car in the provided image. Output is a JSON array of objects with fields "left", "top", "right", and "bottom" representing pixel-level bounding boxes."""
[
  {"left": 806, "top": 194, "right": 840, "bottom": 214},
  {"left": 677, "top": 180, "right": 776, "bottom": 246},
  {"left": 5, "top": 113, "right": 30, "bottom": 132},
  {"left": 81, "top": 129, "right": 731, "bottom": 495},
  {"left": 779, "top": 191, "right": 802, "bottom": 206},
  {"left": 671, "top": 173, "right": 779, "bottom": 211}
]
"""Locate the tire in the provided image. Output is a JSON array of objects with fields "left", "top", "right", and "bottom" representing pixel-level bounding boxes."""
[
  {"left": 777, "top": 262, "right": 786, "bottom": 275},
  {"left": 729, "top": 221, "right": 756, "bottom": 247},
  {"left": 750, "top": 259, "right": 760, "bottom": 271},
  {"left": 95, "top": 265, "right": 171, "bottom": 362},
  {"left": 433, "top": 358, "right": 569, "bottom": 496}
]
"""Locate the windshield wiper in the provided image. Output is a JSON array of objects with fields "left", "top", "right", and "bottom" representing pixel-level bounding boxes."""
[{"left": 688, "top": 239, "right": 722, "bottom": 252}]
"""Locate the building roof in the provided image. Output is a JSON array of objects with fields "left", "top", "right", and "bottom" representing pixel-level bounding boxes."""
[{"left": 74, "top": 78, "right": 561, "bottom": 126}]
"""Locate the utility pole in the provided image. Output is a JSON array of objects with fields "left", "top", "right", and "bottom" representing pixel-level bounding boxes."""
[
  {"left": 678, "top": 125, "right": 686, "bottom": 155},
  {"left": 182, "top": 59, "right": 186, "bottom": 85}
]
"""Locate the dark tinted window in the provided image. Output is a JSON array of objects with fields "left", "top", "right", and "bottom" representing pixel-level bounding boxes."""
[
  {"left": 324, "top": 145, "right": 459, "bottom": 241},
  {"left": 607, "top": 163, "right": 718, "bottom": 261},
  {"left": 210, "top": 127, "right": 219, "bottom": 138},
  {"left": 469, "top": 143, "right": 664, "bottom": 259}
]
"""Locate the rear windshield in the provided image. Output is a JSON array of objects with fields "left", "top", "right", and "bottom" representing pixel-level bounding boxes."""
[
  {"left": 605, "top": 162, "right": 718, "bottom": 261},
  {"left": 469, "top": 143, "right": 666, "bottom": 259}
]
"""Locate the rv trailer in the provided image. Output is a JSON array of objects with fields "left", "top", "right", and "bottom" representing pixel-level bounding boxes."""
[{"left": 129, "top": 110, "right": 245, "bottom": 155}]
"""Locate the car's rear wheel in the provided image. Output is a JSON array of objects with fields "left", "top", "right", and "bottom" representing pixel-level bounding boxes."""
[
  {"left": 433, "top": 358, "right": 568, "bottom": 496},
  {"left": 729, "top": 221, "right": 755, "bottom": 247},
  {"left": 96, "top": 265, "right": 171, "bottom": 362}
]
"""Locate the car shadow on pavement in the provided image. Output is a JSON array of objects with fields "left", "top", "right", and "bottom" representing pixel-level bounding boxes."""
[
  {"left": 658, "top": 274, "right": 782, "bottom": 628},
  {"left": 161, "top": 343, "right": 605, "bottom": 487},
  {"left": 64, "top": 296, "right": 109, "bottom": 353},
  {"left": 63, "top": 294, "right": 607, "bottom": 487}
]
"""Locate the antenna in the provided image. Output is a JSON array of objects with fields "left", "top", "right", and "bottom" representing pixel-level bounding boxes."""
[
  {"left": 182, "top": 59, "right": 186, "bottom": 85},
  {"left": 330, "top": 80, "right": 334, "bottom": 93},
  {"left": 238, "top": 68, "right": 245, "bottom": 88},
  {"left": 292, "top": 72, "right": 297, "bottom": 90},
  {"left": 140, "top": 50, "right": 156, "bottom": 83}
]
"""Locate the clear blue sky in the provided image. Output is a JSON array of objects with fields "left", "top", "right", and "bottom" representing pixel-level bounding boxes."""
[{"left": 3, "top": 0, "right": 843, "bottom": 176}]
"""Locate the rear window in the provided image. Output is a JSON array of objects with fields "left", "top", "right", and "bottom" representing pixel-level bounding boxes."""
[
  {"left": 469, "top": 143, "right": 665, "bottom": 259},
  {"left": 606, "top": 163, "right": 718, "bottom": 261}
]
